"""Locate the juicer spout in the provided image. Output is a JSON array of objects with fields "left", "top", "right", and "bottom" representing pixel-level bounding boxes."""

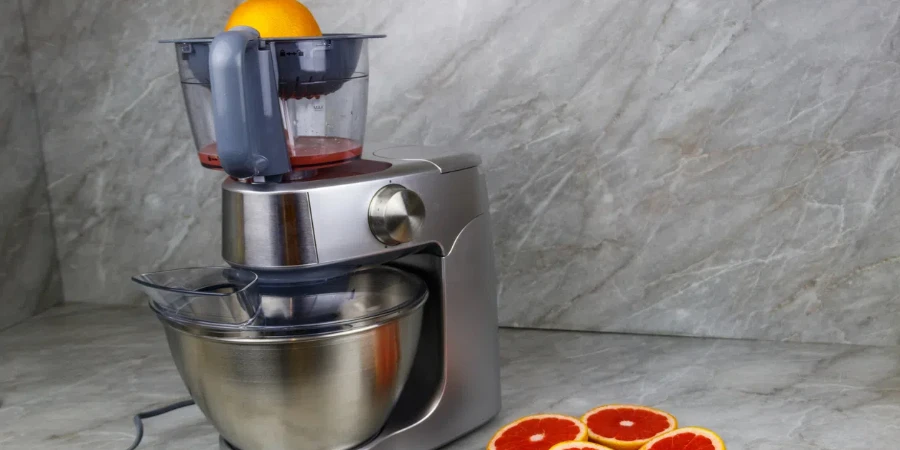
[{"left": 132, "top": 267, "right": 260, "bottom": 327}]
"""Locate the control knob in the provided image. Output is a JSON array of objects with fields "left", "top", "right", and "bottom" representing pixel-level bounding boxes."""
[{"left": 367, "top": 184, "right": 426, "bottom": 245}]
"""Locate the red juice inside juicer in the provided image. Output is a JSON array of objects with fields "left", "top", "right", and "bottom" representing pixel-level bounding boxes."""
[{"left": 198, "top": 136, "right": 363, "bottom": 170}]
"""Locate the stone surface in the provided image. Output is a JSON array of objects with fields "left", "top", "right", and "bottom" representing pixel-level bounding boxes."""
[
  {"left": 3, "top": 304, "right": 900, "bottom": 449},
  {"left": 23, "top": 0, "right": 900, "bottom": 344},
  {"left": 0, "top": 0, "right": 62, "bottom": 331}
]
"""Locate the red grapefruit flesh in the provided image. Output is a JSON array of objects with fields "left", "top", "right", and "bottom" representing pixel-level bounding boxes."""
[
  {"left": 581, "top": 405, "right": 677, "bottom": 450},
  {"left": 550, "top": 441, "right": 615, "bottom": 450},
  {"left": 487, "top": 414, "right": 588, "bottom": 450},
  {"left": 638, "top": 427, "right": 725, "bottom": 450}
]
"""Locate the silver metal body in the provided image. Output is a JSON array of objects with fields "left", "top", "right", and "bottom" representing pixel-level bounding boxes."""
[
  {"left": 213, "top": 143, "right": 500, "bottom": 449},
  {"left": 221, "top": 144, "right": 487, "bottom": 272}
]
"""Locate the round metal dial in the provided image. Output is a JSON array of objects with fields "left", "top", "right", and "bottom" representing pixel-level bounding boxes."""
[{"left": 367, "top": 184, "right": 426, "bottom": 245}]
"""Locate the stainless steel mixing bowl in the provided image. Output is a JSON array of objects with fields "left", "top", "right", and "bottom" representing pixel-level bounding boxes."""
[{"left": 147, "top": 267, "right": 427, "bottom": 450}]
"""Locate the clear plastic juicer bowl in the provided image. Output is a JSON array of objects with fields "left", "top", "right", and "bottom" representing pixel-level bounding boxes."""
[{"left": 166, "top": 32, "right": 384, "bottom": 176}]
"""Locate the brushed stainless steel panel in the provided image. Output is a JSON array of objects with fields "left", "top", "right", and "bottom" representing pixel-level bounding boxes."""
[
  {"left": 361, "top": 214, "right": 501, "bottom": 450},
  {"left": 373, "top": 145, "right": 482, "bottom": 173},
  {"left": 222, "top": 189, "right": 318, "bottom": 267},
  {"left": 222, "top": 160, "right": 488, "bottom": 269}
]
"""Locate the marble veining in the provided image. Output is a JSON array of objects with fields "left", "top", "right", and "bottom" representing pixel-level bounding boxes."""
[
  {"left": 23, "top": 0, "right": 900, "bottom": 344},
  {"left": 0, "top": 0, "right": 62, "bottom": 330},
  {"left": 3, "top": 304, "right": 900, "bottom": 449}
]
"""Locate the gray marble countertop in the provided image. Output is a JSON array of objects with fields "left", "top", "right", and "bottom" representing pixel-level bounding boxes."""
[{"left": 2, "top": 304, "right": 899, "bottom": 450}]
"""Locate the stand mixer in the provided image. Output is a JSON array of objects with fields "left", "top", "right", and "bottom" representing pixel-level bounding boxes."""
[{"left": 133, "top": 27, "right": 501, "bottom": 450}]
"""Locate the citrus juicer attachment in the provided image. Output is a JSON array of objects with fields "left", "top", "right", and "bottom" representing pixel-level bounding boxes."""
[{"left": 164, "top": 28, "right": 384, "bottom": 179}]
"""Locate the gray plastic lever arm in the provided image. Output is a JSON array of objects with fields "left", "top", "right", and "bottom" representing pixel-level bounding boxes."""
[{"left": 209, "top": 27, "right": 291, "bottom": 179}]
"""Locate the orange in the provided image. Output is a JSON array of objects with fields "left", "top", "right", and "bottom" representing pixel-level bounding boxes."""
[
  {"left": 550, "top": 442, "right": 615, "bottom": 450},
  {"left": 638, "top": 427, "right": 725, "bottom": 450},
  {"left": 487, "top": 414, "right": 588, "bottom": 450},
  {"left": 225, "top": 0, "right": 322, "bottom": 38},
  {"left": 581, "top": 405, "right": 677, "bottom": 450}
]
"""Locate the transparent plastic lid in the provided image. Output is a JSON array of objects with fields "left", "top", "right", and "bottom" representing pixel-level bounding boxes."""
[
  {"left": 133, "top": 266, "right": 427, "bottom": 336},
  {"left": 168, "top": 35, "right": 383, "bottom": 96}
]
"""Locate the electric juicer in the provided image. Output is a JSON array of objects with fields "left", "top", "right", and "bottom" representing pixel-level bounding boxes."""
[{"left": 133, "top": 27, "right": 501, "bottom": 450}]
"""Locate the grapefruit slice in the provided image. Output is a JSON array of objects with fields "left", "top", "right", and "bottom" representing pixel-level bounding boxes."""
[
  {"left": 550, "top": 441, "right": 615, "bottom": 450},
  {"left": 581, "top": 404, "right": 677, "bottom": 450},
  {"left": 638, "top": 427, "right": 725, "bottom": 450},
  {"left": 487, "top": 414, "right": 588, "bottom": 450}
]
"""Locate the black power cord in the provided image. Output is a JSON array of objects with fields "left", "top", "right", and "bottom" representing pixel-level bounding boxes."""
[{"left": 125, "top": 399, "right": 196, "bottom": 450}]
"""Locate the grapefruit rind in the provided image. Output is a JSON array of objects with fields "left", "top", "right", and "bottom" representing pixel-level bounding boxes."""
[
  {"left": 637, "top": 427, "right": 725, "bottom": 450},
  {"left": 550, "top": 441, "right": 616, "bottom": 450},
  {"left": 581, "top": 404, "right": 677, "bottom": 450},
  {"left": 487, "top": 414, "right": 588, "bottom": 450}
]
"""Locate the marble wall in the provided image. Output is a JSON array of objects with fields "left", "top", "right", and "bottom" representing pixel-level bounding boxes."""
[
  {"left": 0, "top": 0, "right": 62, "bottom": 330},
  {"left": 22, "top": 0, "right": 236, "bottom": 308},
  {"left": 23, "top": 0, "right": 900, "bottom": 345}
]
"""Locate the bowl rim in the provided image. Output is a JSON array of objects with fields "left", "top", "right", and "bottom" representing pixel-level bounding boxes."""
[
  {"left": 150, "top": 265, "right": 429, "bottom": 341},
  {"left": 157, "top": 299, "right": 425, "bottom": 343}
]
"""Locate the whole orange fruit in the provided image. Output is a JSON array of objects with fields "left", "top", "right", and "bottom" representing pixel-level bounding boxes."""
[{"left": 225, "top": 0, "right": 322, "bottom": 38}]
